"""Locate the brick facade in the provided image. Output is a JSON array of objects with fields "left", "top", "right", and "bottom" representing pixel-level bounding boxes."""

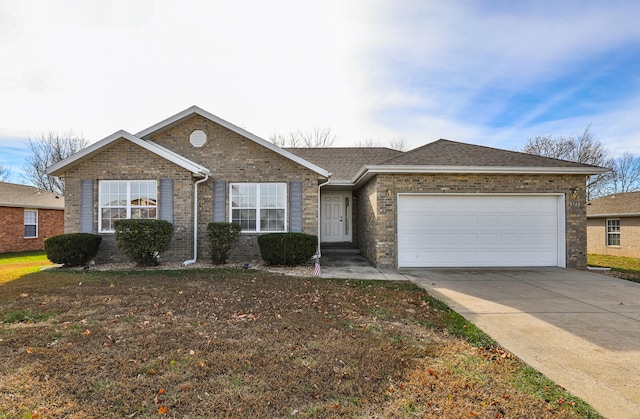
[
  {"left": 0, "top": 206, "right": 64, "bottom": 253},
  {"left": 61, "top": 114, "right": 323, "bottom": 264},
  {"left": 54, "top": 108, "right": 594, "bottom": 269},
  {"left": 355, "top": 173, "right": 588, "bottom": 269},
  {"left": 587, "top": 217, "right": 640, "bottom": 258}
]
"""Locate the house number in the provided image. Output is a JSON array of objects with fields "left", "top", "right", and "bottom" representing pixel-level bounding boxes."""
[{"left": 569, "top": 202, "right": 581, "bottom": 207}]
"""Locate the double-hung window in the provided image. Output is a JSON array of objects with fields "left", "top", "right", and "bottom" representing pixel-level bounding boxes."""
[
  {"left": 606, "top": 219, "right": 620, "bottom": 246},
  {"left": 230, "top": 183, "right": 286, "bottom": 232},
  {"left": 24, "top": 209, "right": 38, "bottom": 238},
  {"left": 99, "top": 180, "right": 158, "bottom": 232}
]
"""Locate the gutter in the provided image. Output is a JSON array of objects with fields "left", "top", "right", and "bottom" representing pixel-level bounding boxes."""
[
  {"left": 183, "top": 174, "right": 210, "bottom": 266},
  {"left": 316, "top": 178, "right": 331, "bottom": 260},
  {"left": 351, "top": 165, "right": 610, "bottom": 187}
]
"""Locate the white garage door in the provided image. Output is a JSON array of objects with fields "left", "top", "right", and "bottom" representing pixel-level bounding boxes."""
[{"left": 397, "top": 195, "right": 564, "bottom": 268}]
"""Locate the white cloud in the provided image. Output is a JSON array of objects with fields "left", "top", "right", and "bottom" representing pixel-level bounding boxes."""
[{"left": 0, "top": 0, "right": 639, "bottom": 160}]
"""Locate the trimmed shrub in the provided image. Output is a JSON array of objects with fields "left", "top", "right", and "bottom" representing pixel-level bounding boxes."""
[
  {"left": 207, "top": 222, "right": 242, "bottom": 265},
  {"left": 114, "top": 219, "right": 174, "bottom": 266},
  {"left": 45, "top": 233, "right": 102, "bottom": 267},
  {"left": 258, "top": 233, "right": 317, "bottom": 266}
]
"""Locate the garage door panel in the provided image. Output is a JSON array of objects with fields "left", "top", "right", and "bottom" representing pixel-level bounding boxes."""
[{"left": 398, "top": 195, "right": 562, "bottom": 268}]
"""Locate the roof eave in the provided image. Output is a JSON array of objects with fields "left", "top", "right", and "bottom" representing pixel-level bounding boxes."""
[
  {"left": 352, "top": 165, "right": 608, "bottom": 185},
  {"left": 587, "top": 212, "right": 640, "bottom": 218},
  {"left": 46, "top": 130, "right": 212, "bottom": 177},
  {"left": 135, "top": 106, "right": 330, "bottom": 178}
]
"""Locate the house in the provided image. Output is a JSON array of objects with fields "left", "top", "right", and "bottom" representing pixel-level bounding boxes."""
[
  {"left": 0, "top": 181, "right": 64, "bottom": 253},
  {"left": 587, "top": 191, "right": 640, "bottom": 257},
  {"left": 46, "top": 106, "right": 606, "bottom": 269}
]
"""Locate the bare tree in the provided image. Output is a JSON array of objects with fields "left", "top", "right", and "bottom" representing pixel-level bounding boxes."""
[
  {"left": 355, "top": 137, "right": 408, "bottom": 150},
  {"left": 270, "top": 128, "right": 337, "bottom": 148},
  {"left": 23, "top": 131, "right": 87, "bottom": 195},
  {"left": 521, "top": 126, "right": 610, "bottom": 199},
  {"left": 608, "top": 152, "right": 640, "bottom": 194},
  {"left": 356, "top": 138, "right": 380, "bottom": 147},
  {"left": 270, "top": 131, "right": 303, "bottom": 148},
  {"left": 0, "top": 165, "right": 11, "bottom": 182},
  {"left": 388, "top": 137, "right": 408, "bottom": 151},
  {"left": 299, "top": 127, "right": 337, "bottom": 147}
]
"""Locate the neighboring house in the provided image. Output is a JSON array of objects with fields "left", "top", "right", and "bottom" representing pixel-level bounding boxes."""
[
  {"left": 0, "top": 181, "right": 64, "bottom": 253},
  {"left": 46, "top": 106, "right": 606, "bottom": 269},
  {"left": 587, "top": 191, "right": 640, "bottom": 257}
]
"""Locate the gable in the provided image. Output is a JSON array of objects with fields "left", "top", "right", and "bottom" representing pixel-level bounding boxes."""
[
  {"left": 137, "top": 106, "right": 329, "bottom": 178},
  {"left": 142, "top": 113, "right": 330, "bottom": 181},
  {"left": 46, "top": 130, "right": 211, "bottom": 178}
]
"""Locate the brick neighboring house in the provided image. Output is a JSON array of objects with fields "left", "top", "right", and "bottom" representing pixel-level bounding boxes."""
[
  {"left": 587, "top": 191, "right": 640, "bottom": 257},
  {"left": 46, "top": 106, "right": 606, "bottom": 269},
  {"left": 0, "top": 182, "right": 64, "bottom": 253}
]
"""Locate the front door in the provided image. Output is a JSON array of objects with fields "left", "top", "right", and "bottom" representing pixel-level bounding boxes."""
[{"left": 321, "top": 193, "right": 352, "bottom": 242}]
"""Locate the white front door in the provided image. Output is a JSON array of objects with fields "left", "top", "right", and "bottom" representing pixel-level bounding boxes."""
[{"left": 321, "top": 193, "right": 352, "bottom": 242}]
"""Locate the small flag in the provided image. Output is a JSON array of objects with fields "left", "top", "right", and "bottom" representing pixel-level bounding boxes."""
[{"left": 314, "top": 260, "right": 321, "bottom": 276}]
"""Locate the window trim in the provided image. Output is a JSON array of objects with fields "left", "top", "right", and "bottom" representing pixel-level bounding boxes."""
[
  {"left": 98, "top": 180, "right": 158, "bottom": 233},
  {"left": 229, "top": 182, "right": 288, "bottom": 233},
  {"left": 24, "top": 209, "right": 38, "bottom": 239},
  {"left": 606, "top": 218, "right": 620, "bottom": 247}
]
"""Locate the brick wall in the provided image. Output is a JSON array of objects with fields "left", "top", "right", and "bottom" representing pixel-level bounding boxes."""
[
  {"left": 0, "top": 207, "right": 64, "bottom": 253},
  {"left": 355, "top": 173, "right": 588, "bottom": 269},
  {"left": 63, "top": 141, "right": 195, "bottom": 263},
  {"left": 145, "top": 114, "right": 322, "bottom": 263},
  {"left": 61, "top": 115, "right": 323, "bottom": 264},
  {"left": 587, "top": 217, "right": 640, "bottom": 257}
]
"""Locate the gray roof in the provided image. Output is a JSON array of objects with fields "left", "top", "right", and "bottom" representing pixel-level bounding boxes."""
[
  {"left": 0, "top": 182, "right": 64, "bottom": 209},
  {"left": 285, "top": 147, "right": 403, "bottom": 180},
  {"left": 587, "top": 191, "right": 640, "bottom": 217},
  {"left": 288, "top": 139, "right": 606, "bottom": 183},
  {"left": 382, "top": 139, "right": 602, "bottom": 168}
]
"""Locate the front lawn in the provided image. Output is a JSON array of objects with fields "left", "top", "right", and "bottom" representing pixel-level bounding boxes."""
[
  {"left": 0, "top": 251, "right": 53, "bottom": 285},
  {"left": 588, "top": 254, "right": 640, "bottom": 283},
  {"left": 0, "top": 268, "right": 599, "bottom": 418}
]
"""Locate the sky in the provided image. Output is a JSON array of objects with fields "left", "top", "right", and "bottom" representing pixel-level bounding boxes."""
[{"left": 1, "top": 0, "right": 640, "bottom": 184}]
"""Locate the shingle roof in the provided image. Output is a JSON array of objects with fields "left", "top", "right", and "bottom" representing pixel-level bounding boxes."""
[
  {"left": 587, "top": 191, "right": 640, "bottom": 217},
  {"left": 382, "top": 139, "right": 601, "bottom": 168},
  {"left": 0, "top": 182, "right": 64, "bottom": 209},
  {"left": 285, "top": 147, "right": 403, "bottom": 180}
]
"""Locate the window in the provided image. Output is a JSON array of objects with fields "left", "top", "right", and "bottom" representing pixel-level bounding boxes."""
[
  {"left": 230, "top": 183, "right": 286, "bottom": 232},
  {"left": 99, "top": 180, "right": 157, "bottom": 232},
  {"left": 606, "top": 219, "right": 620, "bottom": 246},
  {"left": 24, "top": 209, "right": 38, "bottom": 238}
]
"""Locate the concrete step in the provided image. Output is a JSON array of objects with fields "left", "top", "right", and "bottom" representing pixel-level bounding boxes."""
[{"left": 321, "top": 246, "right": 361, "bottom": 256}]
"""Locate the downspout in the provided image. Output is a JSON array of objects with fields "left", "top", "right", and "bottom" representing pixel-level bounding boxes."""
[
  {"left": 316, "top": 178, "right": 331, "bottom": 259},
  {"left": 183, "top": 174, "right": 210, "bottom": 266}
]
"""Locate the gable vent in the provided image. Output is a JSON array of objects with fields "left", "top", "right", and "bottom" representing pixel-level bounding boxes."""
[{"left": 190, "top": 129, "right": 207, "bottom": 147}]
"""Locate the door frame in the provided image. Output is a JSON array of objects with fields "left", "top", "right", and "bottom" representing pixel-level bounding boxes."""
[{"left": 320, "top": 191, "right": 353, "bottom": 242}]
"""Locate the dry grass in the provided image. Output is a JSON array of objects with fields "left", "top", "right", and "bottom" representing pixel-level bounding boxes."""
[
  {"left": 588, "top": 254, "right": 640, "bottom": 283},
  {"left": 0, "top": 266, "right": 598, "bottom": 418}
]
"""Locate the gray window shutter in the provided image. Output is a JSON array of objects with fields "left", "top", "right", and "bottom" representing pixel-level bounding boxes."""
[
  {"left": 159, "top": 179, "right": 174, "bottom": 223},
  {"left": 213, "top": 181, "right": 226, "bottom": 222},
  {"left": 289, "top": 181, "right": 303, "bottom": 232},
  {"left": 80, "top": 179, "right": 94, "bottom": 233}
]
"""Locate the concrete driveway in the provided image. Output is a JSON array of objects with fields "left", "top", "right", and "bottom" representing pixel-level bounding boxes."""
[{"left": 404, "top": 267, "right": 640, "bottom": 419}]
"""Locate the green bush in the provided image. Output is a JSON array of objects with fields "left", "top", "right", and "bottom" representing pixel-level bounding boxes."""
[
  {"left": 257, "top": 233, "right": 317, "bottom": 266},
  {"left": 207, "top": 222, "right": 242, "bottom": 265},
  {"left": 114, "top": 219, "right": 174, "bottom": 266},
  {"left": 44, "top": 233, "right": 102, "bottom": 267}
]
